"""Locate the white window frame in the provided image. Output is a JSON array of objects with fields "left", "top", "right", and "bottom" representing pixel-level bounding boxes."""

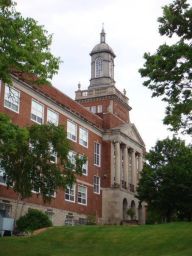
[
  {"left": 95, "top": 58, "right": 103, "bottom": 78},
  {"left": 65, "top": 184, "right": 76, "bottom": 203},
  {"left": 67, "top": 120, "right": 77, "bottom": 142},
  {"left": 31, "top": 99, "right": 44, "bottom": 124},
  {"left": 4, "top": 85, "right": 20, "bottom": 113},
  {"left": 91, "top": 106, "right": 96, "bottom": 114},
  {"left": 46, "top": 189, "right": 56, "bottom": 198},
  {"left": 0, "top": 166, "right": 6, "bottom": 186},
  {"left": 94, "top": 142, "right": 101, "bottom": 167},
  {"left": 79, "top": 127, "right": 88, "bottom": 148},
  {"left": 97, "top": 105, "right": 102, "bottom": 113},
  {"left": 47, "top": 108, "right": 59, "bottom": 126},
  {"left": 93, "top": 176, "right": 100, "bottom": 194},
  {"left": 77, "top": 184, "right": 87, "bottom": 205},
  {"left": 79, "top": 155, "right": 88, "bottom": 176},
  {"left": 49, "top": 143, "right": 57, "bottom": 163},
  {"left": 68, "top": 151, "right": 76, "bottom": 169}
]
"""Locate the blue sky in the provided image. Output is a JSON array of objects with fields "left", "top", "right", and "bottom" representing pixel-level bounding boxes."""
[{"left": 16, "top": 0, "right": 191, "bottom": 150}]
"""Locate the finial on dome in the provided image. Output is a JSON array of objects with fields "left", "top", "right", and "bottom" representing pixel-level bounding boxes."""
[
  {"left": 100, "top": 23, "right": 106, "bottom": 43},
  {"left": 78, "top": 82, "right": 81, "bottom": 90}
]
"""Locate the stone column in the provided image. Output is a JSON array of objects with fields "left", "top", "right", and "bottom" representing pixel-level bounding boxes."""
[
  {"left": 123, "top": 146, "right": 129, "bottom": 189},
  {"left": 137, "top": 153, "right": 143, "bottom": 181},
  {"left": 111, "top": 142, "right": 116, "bottom": 186},
  {"left": 131, "top": 149, "right": 136, "bottom": 191},
  {"left": 115, "top": 141, "right": 120, "bottom": 185}
]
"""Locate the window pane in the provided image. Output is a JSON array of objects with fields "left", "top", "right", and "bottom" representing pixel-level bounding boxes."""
[
  {"left": 0, "top": 166, "right": 6, "bottom": 185},
  {"left": 65, "top": 185, "right": 75, "bottom": 202},
  {"left": 95, "top": 58, "right": 103, "bottom": 78},
  {"left": 4, "top": 85, "right": 20, "bottom": 113},
  {"left": 97, "top": 105, "right": 102, "bottom": 113},
  {"left": 67, "top": 120, "right": 77, "bottom": 142},
  {"left": 77, "top": 185, "right": 87, "bottom": 205},
  {"left": 31, "top": 100, "right": 44, "bottom": 124},
  {"left": 94, "top": 142, "right": 101, "bottom": 166},
  {"left": 79, "top": 127, "right": 88, "bottom": 147},
  {"left": 93, "top": 176, "right": 100, "bottom": 194},
  {"left": 47, "top": 109, "right": 58, "bottom": 126}
]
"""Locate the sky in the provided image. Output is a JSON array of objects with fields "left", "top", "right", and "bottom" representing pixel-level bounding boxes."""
[{"left": 16, "top": 0, "right": 191, "bottom": 150}]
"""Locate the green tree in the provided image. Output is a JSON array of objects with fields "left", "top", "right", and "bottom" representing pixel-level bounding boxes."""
[
  {"left": 0, "top": 0, "right": 60, "bottom": 85},
  {"left": 139, "top": 0, "right": 192, "bottom": 134},
  {"left": 0, "top": 113, "right": 86, "bottom": 202},
  {"left": 137, "top": 137, "right": 192, "bottom": 222}
]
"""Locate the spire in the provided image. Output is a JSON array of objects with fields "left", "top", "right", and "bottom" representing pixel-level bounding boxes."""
[{"left": 100, "top": 23, "right": 106, "bottom": 43}]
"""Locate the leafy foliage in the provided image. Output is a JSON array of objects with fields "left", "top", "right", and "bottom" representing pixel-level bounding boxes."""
[
  {"left": 0, "top": 113, "right": 86, "bottom": 202},
  {"left": 0, "top": 0, "right": 60, "bottom": 85},
  {"left": 16, "top": 208, "right": 52, "bottom": 232},
  {"left": 139, "top": 0, "right": 192, "bottom": 134},
  {"left": 137, "top": 137, "right": 192, "bottom": 221}
]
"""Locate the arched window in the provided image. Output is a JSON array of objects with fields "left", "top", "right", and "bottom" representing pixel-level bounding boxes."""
[{"left": 95, "top": 58, "right": 103, "bottom": 77}]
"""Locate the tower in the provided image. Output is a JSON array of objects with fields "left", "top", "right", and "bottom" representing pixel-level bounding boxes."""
[
  {"left": 76, "top": 28, "right": 146, "bottom": 224},
  {"left": 75, "top": 27, "right": 131, "bottom": 127},
  {"left": 89, "top": 27, "right": 116, "bottom": 89}
]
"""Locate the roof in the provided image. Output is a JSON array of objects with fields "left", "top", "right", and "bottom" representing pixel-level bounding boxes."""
[
  {"left": 90, "top": 42, "right": 116, "bottom": 57},
  {"left": 11, "top": 71, "right": 103, "bottom": 130}
]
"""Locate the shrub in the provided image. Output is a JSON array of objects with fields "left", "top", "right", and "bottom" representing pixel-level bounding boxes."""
[
  {"left": 127, "top": 208, "right": 136, "bottom": 220},
  {"left": 16, "top": 208, "right": 52, "bottom": 232}
]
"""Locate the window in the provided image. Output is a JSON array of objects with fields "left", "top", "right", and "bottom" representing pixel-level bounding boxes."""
[
  {"left": 68, "top": 151, "right": 76, "bottom": 169},
  {"left": 95, "top": 58, "right": 103, "bottom": 78},
  {"left": 94, "top": 142, "right": 101, "bottom": 166},
  {"left": 93, "top": 176, "right": 100, "bottom": 194},
  {"left": 97, "top": 105, "right": 102, "bottom": 113},
  {"left": 67, "top": 120, "right": 77, "bottom": 142},
  {"left": 79, "top": 155, "right": 88, "bottom": 176},
  {"left": 77, "top": 184, "right": 87, "bottom": 205},
  {"left": 4, "top": 85, "right": 20, "bottom": 113},
  {"left": 49, "top": 143, "right": 57, "bottom": 163},
  {"left": 31, "top": 100, "right": 44, "bottom": 124},
  {"left": 0, "top": 166, "right": 6, "bottom": 185},
  {"left": 109, "top": 61, "right": 113, "bottom": 78},
  {"left": 46, "top": 188, "right": 56, "bottom": 198},
  {"left": 91, "top": 106, "right": 96, "bottom": 113},
  {"left": 47, "top": 109, "right": 59, "bottom": 126},
  {"left": 65, "top": 184, "right": 76, "bottom": 202},
  {"left": 79, "top": 127, "right": 88, "bottom": 148}
]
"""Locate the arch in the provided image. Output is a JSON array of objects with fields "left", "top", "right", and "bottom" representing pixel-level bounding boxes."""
[
  {"left": 131, "top": 200, "right": 136, "bottom": 209},
  {"left": 122, "top": 198, "right": 128, "bottom": 220},
  {"left": 95, "top": 58, "right": 103, "bottom": 78},
  {"left": 127, "top": 200, "right": 136, "bottom": 220}
]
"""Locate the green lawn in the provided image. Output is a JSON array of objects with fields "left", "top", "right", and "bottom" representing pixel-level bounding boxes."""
[{"left": 0, "top": 222, "right": 192, "bottom": 256}]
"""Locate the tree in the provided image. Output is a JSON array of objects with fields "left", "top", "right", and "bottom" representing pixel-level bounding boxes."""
[
  {"left": 0, "top": 113, "right": 86, "bottom": 202},
  {"left": 137, "top": 137, "right": 192, "bottom": 222},
  {"left": 139, "top": 0, "right": 192, "bottom": 134},
  {"left": 0, "top": 0, "right": 60, "bottom": 85}
]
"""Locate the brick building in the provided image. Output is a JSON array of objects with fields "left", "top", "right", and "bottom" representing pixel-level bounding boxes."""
[{"left": 0, "top": 29, "right": 146, "bottom": 225}]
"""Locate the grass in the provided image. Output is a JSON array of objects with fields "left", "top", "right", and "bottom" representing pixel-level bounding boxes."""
[{"left": 0, "top": 222, "right": 192, "bottom": 256}]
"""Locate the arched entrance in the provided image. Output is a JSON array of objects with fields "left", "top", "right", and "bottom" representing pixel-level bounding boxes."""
[
  {"left": 122, "top": 198, "right": 128, "bottom": 220},
  {"left": 127, "top": 200, "right": 136, "bottom": 220}
]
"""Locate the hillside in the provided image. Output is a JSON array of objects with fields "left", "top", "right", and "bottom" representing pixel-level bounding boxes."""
[{"left": 0, "top": 222, "right": 192, "bottom": 256}]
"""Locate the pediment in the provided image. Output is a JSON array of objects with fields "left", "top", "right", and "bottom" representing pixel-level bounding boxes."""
[{"left": 118, "top": 123, "right": 145, "bottom": 146}]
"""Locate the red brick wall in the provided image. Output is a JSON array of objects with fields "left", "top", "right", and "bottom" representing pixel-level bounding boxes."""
[
  {"left": 0, "top": 80, "right": 103, "bottom": 218},
  {"left": 101, "top": 141, "right": 111, "bottom": 188}
]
